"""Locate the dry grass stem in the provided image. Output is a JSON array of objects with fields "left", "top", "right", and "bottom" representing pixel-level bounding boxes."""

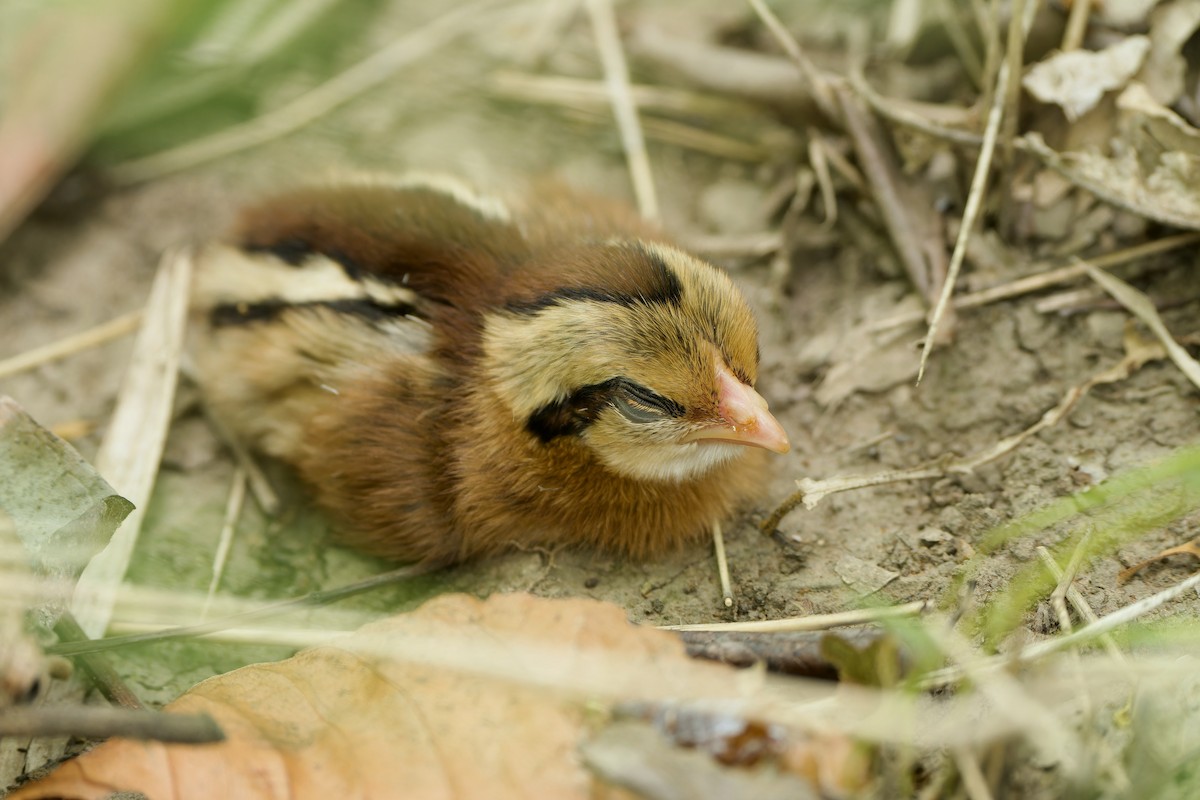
[
  {"left": 711, "top": 520, "right": 733, "bottom": 609},
  {"left": 684, "top": 231, "right": 782, "bottom": 260},
  {"left": 585, "top": 0, "right": 659, "bottom": 222},
  {"left": 745, "top": 0, "right": 839, "bottom": 120},
  {"left": 953, "top": 747, "right": 995, "bottom": 800},
  {"left": 1036, "top": 546, "right": 1129, "bottom": 666},
  {"left": 870, "top": 232, "right": 1200, "bottom": 333},
  {"left": 837, "top": 86, "right": 935, "bottom": 298},
  {"left": 71, "top": 248, "right": 193, "bottom": 638},
  {"left": 1061, "top": 0, "right": 1093, "bottom": 52},
  {"left": 923, "top": 567, "right": 1200, "bottom": 688},
  {"left": 109, "top": 0, "right": 507, "bottom": 184},
  {"left": 660, "top": 600, "right": 927, "bottom": 632},
  {"left": 935, "top": 0, "right": 985, "bottom": 88},
  {"left": 808, "top": 133, "right": 838, "bottom": 227},
  {"left": 489, "top": 71, "right": 763, "bottom": 121},
  {"left": 999, "top": 0, "right": 1030, "bottom": 170},
  {"left": 1086, "top": 264, "right": 1200, "bottom": 390},
  {"left": 197, "top": 406, "right": 282, "bottom": 515},
  {"left": 0, "top": 311, "right": 142, "bottom": 381},
  {"left": 916, "top": 61, "right": 1008, "bottom": 384},
  {"left": 202, "top": 467, "right": 247, "bottom": 619}
]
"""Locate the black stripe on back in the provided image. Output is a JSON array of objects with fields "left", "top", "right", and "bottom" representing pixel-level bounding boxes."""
[
  {"left": 210, "top": 297, "right": 420, "bottom": 327},
  {"left": 506, "top": 243, "right": 683, "bottom": 315},
  {"left": 242, "top": 240, "right": 373, "bottom": 283}
]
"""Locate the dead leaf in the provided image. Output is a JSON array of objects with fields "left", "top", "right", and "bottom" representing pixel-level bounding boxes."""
[
  {"left": 1023, "top": 131, "right": 1200, "bottom": 229},
  {"left": 1118, "top": 538, "right": 1200, "bottom": 582},
  {"left": 8, "top": 593, "right": 851, "bottom": 800},
  {"left": 1023, "top": 36, "right": 1150, "bottom": 121},
  {"left": 1138, "top": 0, "right": 1200, "bottom": 106},
  {"left": 0, "top": 397, "right": 132, "bottom": 587}
]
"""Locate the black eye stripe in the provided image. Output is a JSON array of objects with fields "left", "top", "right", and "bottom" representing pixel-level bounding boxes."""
[{"left": 526, "top": 377, "right": 683, "bottom": 442}]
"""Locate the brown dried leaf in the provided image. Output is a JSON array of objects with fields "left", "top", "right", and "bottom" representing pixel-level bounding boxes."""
[
  {"left": 1118, "top": 538, "right": 1200, "bottom": 583},
  {"left": 8, "top": 594, "right": 848, "bottom": 800}
]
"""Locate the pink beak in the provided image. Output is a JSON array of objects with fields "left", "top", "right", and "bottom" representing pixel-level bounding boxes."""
[{"left": 683, "top": 358, "right": 790, "bottom": 453}]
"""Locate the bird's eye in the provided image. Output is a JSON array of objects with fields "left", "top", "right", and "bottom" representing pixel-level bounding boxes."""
[
  {"left": 611, "top": 381, "right": 683, "bottom": 423},
  {"left": 613, "top": 395, "right": 664, "bottom": 423}
]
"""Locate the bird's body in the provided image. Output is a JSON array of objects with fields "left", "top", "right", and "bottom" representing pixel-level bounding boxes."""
[{"left": 192, "top": 176, "right": 788, "bottom": 566}]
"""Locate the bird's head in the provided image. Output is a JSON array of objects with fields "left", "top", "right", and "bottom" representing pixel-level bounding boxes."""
[{"left": 482, "top": 239, "right": 789, "bottom": 482}]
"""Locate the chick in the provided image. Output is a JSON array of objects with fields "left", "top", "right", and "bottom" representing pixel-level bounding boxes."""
[{"left": 191, "top": 175, "right": 788, "bottom": 566}]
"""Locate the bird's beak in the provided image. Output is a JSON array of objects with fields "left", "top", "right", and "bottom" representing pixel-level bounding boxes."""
[{"left": 684, "top": 359, "right": 790, "bottom": 453}]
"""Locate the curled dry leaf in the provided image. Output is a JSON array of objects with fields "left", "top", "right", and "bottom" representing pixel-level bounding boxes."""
[
  {"left": 1022, "top": 36, "right": 1150, "bottom": 121},
  {"left": 0, "top": 396, "right": 132, "bottom": 589},
  {"left": 8, "top": 593, "right": 857, "bottom": 800}
]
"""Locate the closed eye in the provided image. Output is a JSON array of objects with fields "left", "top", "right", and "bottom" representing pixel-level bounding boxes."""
[{"left": 612, "top": 380, "right": 684, "bottom": 423}]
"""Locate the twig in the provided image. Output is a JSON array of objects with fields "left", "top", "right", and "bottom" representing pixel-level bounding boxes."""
[
  {"left": 0, "top": 706, "right": 224, "bottom": 744},
  {"left": 745, "top": 0, "right": 839, "bottom": 120},
  {"left": 954, "top": 747, "right": 995, "bottom": 800},
  {"left": 711, "top": 520, "right": 733, "bottom": 609},
  {"left": 837, "top": 85, "right": 934, "bottom": 298},
  {"left": 71, "top": 247, "right": 193, "bottom": 639},
  {"left": 916, "top": 60, "right": 1008, "bottom": 384},
  {"left": 197, "top": 404, "right": 282, "bottom": 516},
  {"left": 869, "top": 233, "right": 1200, "bottom": 333},
  {"left": 52, "top": 613, "right": 144, "bottom": 710},
  {"left": 808, "top": 133, "right": 837, "bottom": 227},
  {"left": 0, "top": 311, "right": 142, "bottom": 381},
  {"left": 202, "top": 467, "right": 247, "bottom": 619},
  {"left": 677, "top": 628, "right": 883, "bottom": 677},
  {"left": 684, "top": 231, "right": 782, "bottom": 260},
  {"left": 108, "top": 0, "right": 507, "bottom": 184},
  {"left": 999, "top": 0, "right": 1030, "bottom": 170},
  {"left": 1061, "top": 0, "right": 1094, "bottom": 52},
  {"left": 660, "top": 600, "right": 927, "bottom": 632},
  {"left": 935, "top": 0, "right": 985, "bottom": 88},
  {"left": 1086, "top": 264, "right": 1200, "bottom": 390},
  {"left": 585, "top": 0, "right": 659, "bottom": 222},
  {"left": 1049, "top": 529, "right": 1091, "bottom": 637},
  {"left": 1036, "top": 547, "right": 1128, "bottom": 665}
]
